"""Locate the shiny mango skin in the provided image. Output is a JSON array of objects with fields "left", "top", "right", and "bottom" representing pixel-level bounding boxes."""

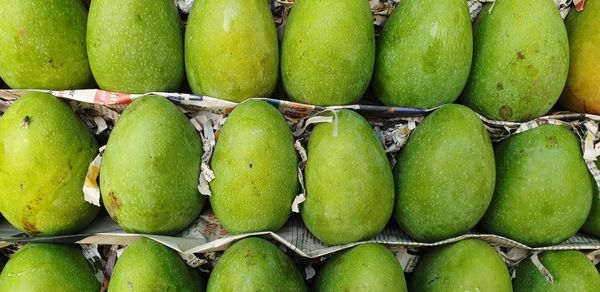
[
  {"left": 0, "top": 243, "right": 100, "bottom": 292},
  {"left": 301, "top": 110, "right": 394, "bottom": 245},
  {"left": 0, "top": 93, "right": 99, "bottom": 236},
  {"left": 185, "top": 0, "right": 278, "bottom": 102},
  {"left": 281, "top": 0, "right": 375, "bottom": 106},
  {"left": 559, "top": 1, "right": 600, "bottom": 114},
  {"left": 394, "top": 104, "right": 495, "bottom": 242},
  {"left": 410, "top": 239, "right": 512, "bottom": 292},
  {"left": 513, "top": 250, "right": 600, "bottom": 292},
  {"left": 100, "top": 95, "right": 204, "bottom": 235},
  {"left": 109, "top": 238, "right": 205, "bottom": 292},
  {"left": 210, "top": 100, "right": 298, "bottom": 234},
  {"left": 314, "top": 243, "right": 407, "bottom": 292},
  {"left": 206, "top": 237, "right": 306, "bottom": 292},
  {"left": 482, "top": 125, "right": 593, "bottom": 247},
  {"left": 0, "top": 0, "right": 93, "bottom": 90},
  {"left": 460, "top": 0, "right": 569, "bottom": 122},
  {"left": 87, "top": 0, "right": 184, "bottom": 93},
  {"left": 373, "top": 0, "right": 472, "bottom": 108}
]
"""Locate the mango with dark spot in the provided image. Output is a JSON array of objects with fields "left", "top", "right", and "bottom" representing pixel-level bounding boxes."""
[
  {"left": 210, "top": 100, "right": 298, "bottom": 234},
  {"left": 87, "top": 0, "right": 184, "bottom": 93},
  {"left": 482, "top": 125, "right": 593, "bottom": 247},
  {"left": 0, "top": 93, "right": 99, "bottom": 235},
  {"left": 0, "top": 0, "right": 93, "bottom": 89},
  {"left": 0, "top": 243, "right": 100, "bottom": 291},
  {"left": 394, "top": 104, "right": 495, "bottom": 242},
  {"left": 410, "top": 239, "right": 512, "bottom": 291},
  {"left": 460, "top": 0, "right": 569, "bottom": 122},
  {"left": 301, "top": 110, "right": 394, "bottom": 245},
  {"left": 185, "top": 0, "right": 278, "bottom": 102},
  {"left": 559, "top": 0, "right": 600, "bottom": 114},
  {"left": 513, "top": 250, "right": 600, "bottom": 291},
  {"left": 314, "top": 243, "right": 407, "bottom": 292},
  {"left": 206, "top": 237, "right": 306, "bottom": 292},
  {"left": 109, "top": 238, "right": 205, "bottom": 291},
  {"left": 100, "top": 95, "right": 204, "bottom": 235},
  {"left": 281, "top": 0, "right": 375, "bottom": 105},
  {"left": 372, "top": 0, "right": 472, "bottom": 108}
]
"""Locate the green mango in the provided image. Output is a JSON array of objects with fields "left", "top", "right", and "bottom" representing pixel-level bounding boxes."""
[
  {"left": 0, "top": 93, "right": 99, "bottom": 235},
  {"left": 314, "top": 243, "right": 407, "bottom": 292},
  {"left": 513, "top": 250, "right": 600, "bottom": 292},
  {"left": 0, "top": 0, "right": 92, "bottom": 90},
  {"left": 460, "top": 0, "right": 569, "bottom": 122},
  {"left": 100, "top": 95, "right": 204, "bottom": 235},
  {"left": 185, "top": 0, "right": 278, "bottom": 102},
  {"left": 301, "top": 110, "right": 394, "bottom": 245},
  {"left": 0, "top": 243, "right": 100, "bottom": 292},
  {"left": 582, "top": 164, "right": 600, "bottom": 237},
  {"left": 210, "top": 100, "right": 298, "bottom": 234},
  {"left": 560, "top": 0, "right": 600, "bottom": 114},
  {"left": 206, "top": 237, "right": 306, "bottom": 291},
  {"left": 482, "top": 125, "right": 593, "bottom": 247},
  {"left": 281, "top": 0, "right": 375, "bottom": 105},
  {"left": 372, "top": 0, "right": 472, "bottom": 108},
  {"left": 394, "top": 104, "right": 495, "bottom": 242},
  {"left": 410, "top": 239, "right": 512, "bottom": 291},
  {"left": 109, "top": 238, "right": 205, "bottom": 291},
  {"left": 87, "top": 0, "right": 184, "bottom": 93}
]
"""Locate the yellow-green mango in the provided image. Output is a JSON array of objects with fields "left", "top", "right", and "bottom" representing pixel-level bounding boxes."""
[
  {"left": 87, "top": 0, "right": 184, "bottom": 93},
  {"left": 482, "top": 125, "right": 593, "bottom": 247},
  {"left": 210, "top": 100, "right": 298, "bottom": 234},
  {"left": 394, "top": 104, "right": 495, "bottom": 242},
  {"left": 100, "top": 95, "right": 204, "bottom": 235},
  {"left": 0, "top": 93, "right": 99, "bottom": 235},
  {"left": 0, "top": 243, "right": 100, "bottom": 292},
  {"left": 109, "top": 238, "right": 205, "bottom": 291},
  {"left": 207, "top": 237, "right": 306, "bottom": 292},
  {"left": 559, "top": 1, "right": 600, "bottom": 114},
  {"left": 314, "top": 243, "right": 407, "bottom": 292},
  {"left": 410, "top": 239, "right": 512, "bottom": 291},
  {"left": 513, "top": 250, "right": 600, "bottom": 292},
  {"left": 185, "top": 0, "right": 278, "bottom": 102},
  {"left": 460, "top": 0, "right": 569, "bottom": 121},
  {"left": 281, "top": 0, "right": 375, "bottom": 105},
  {"left": 301, "top": 110, "right": 394, "bottom": 245},
  {"left": 0, "top": 0, "right": 93, "bottom": 90},
  {"left": 373, "top": 0, "right": 472, "bottom": 108}
]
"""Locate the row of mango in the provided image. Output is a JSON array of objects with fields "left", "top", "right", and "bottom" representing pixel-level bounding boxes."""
[
  {"left": 1, "top": 237, "right": 599, "bottom": 291},
  {"left": 0, "top": 0, "right": 598, "bottom": 120}
]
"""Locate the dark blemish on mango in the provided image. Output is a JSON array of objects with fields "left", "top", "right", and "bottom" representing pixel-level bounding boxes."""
[
  {"left": 108, "top": 191, "right": 122, "bottom": 210},
  {"left": 48, "top": 58, "right": 53, "bottom": 63},
  {"left": 498, "top": 105, "right": 513, "bottom": 120},
  {"left": 21, "top": 115, "right": 31, "bottom": 128},
  {"left": 496, "top": 82, "right": 504, "bottom": 91},
  {"left": 546, "top": 135, "right": 558, "bottom": 147},
  {"left": 23, "top": 219, "right": 40, "bottom": 235},
  {"left": 516, "top": 51, "right": 525, "bottom": 60},
  {"left": 249, "top": 163, "right": 253, "bottom": 169},
  {"left": 19, "top": 183, "right": 24, "bottom": 191}
]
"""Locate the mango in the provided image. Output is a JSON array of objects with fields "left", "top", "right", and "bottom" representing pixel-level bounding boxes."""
[
  {"left": 482, "top": 125, "right": 593, "bottom": 247},
  {"left": 109, "top": 238, "right": 204, "bottom": 291},
  {"left": 206, "top": 237, "right": 306, "bottom": 291},
  {"left": 100, "top": 95, "right": 204, "bottom": 235},
  {"left": 582, "top": 166, "right": 600, "bottom": 237},
  {"left": 314, "top": 243, "right": 407, "bottom": 292},
  {"left": 460, "top": 0, "right": 569, "bottom": 121},
  {"left": 559, "top": 1, "right": 600, "bottom": 114},
  {"left": 0, "top": 243, "right": 100, "bottom": 291},
  {"left": 210, "top": 100, "right": 297, "bottom": 234},
  {"left": 301, "top": 110, "right": 394, "bottom": 245},
  {"left": 372, "top": 0, "right": 472, "bottom": 108},
  {"left": 513, "top": 250, "right": 600, "bottom": 291},
  {"left": 410, "top": 239, "right": 512, "bottom": 291},
  {"left": 87, "top": 0, "right": 184, "bottom": 93},
  {"left": 0, "top": 0, "right": 92, "bottom": 90},
  {"left": 0, "top": 93, "right": 99, "bottom": 235},
  {"left": 185, "top": 0, "right": 278, "bottom": 102},
  {"left": 394, "top": 104, "right": 495, "bottom": 242},
  {"left": 281, "top": 0, "right": 375, "bottom": 105}
]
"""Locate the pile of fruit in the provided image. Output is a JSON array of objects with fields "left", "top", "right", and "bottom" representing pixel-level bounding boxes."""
[{"left": 0, "top": 0, "right": 599, "bottom": 291}]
